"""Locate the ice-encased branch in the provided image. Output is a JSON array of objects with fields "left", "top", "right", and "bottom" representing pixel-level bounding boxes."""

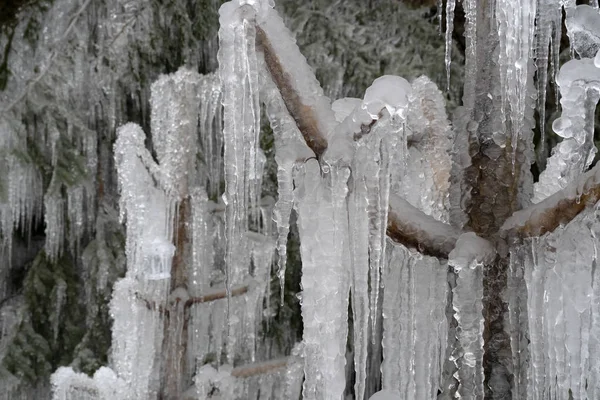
[
  {"left": 387, "top": 194, "right": 461, "bottom": 259},
  {"left": 256, "top": 20, "right": 461, "bottom": 259},
  {"left": 256, "top": 26, "right": 329, "bottom": 157},
  {"left": 502, "top": 162, "right": 600, "bottom": 240}
]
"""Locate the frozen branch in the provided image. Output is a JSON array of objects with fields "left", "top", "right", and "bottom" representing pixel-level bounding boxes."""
[
  {"left": 256, "top": 26, "right": 328, "bottom": 157},
  {"left": 256, "top": 22, "right": 461, "bottom": 259},
  {"left": 502, "top": 163, "right": 600, "bottom": 240},
  {"left": 136, "top": 284, "right": 249, "bottom": 314},
  {"left": 387, "top": 194, "right": 462, "bottom": 259},
  {"left": 230, "top": 357, "right": 291, "bottom": 378}
]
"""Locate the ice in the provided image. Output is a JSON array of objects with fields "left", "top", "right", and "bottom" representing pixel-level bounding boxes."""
[
  {"left": 293, "top": 160, "right": 350, "bottom": 400},
  {"left": 496, "top": 0, "right": 537, "bottom": 152},
  {"left": 219, "top": 0, "right": 262, "bottom": 300},
  {"left": 535, "top": 0, "right": 563, "bottom": 167},
  {"left": 348, "top": 141, "right": 371, "bottom": 400},
  {"left": 252, "top": 1, "right": 338, "bottom": 141},
  {"left": 332, "top": 98, "right": 362, "bottom": 123},
  {"left": 259, "top": 57, "right": 314, "bottom": 302},
  {"left": 534, "top": 58, "right": 600, "bottom": 203},
  {"left": 565, "top": 5, "right": 600, "bottom": 59},
  {"left": 519, "top": 206, "right": 600, "bottom": 399},
  {"left": 150, "top": 68, "right": 202, "bottom": 200},
  {"left": 445, "top": 0, "right": 456, "bottom": 91},
  {"left": 448, "top": 233, "right": 495, "bottom": 399},
  {"left": 381, "top": 243, "right": 448, "bottom": 400},
  {"left": 362, "top": 76, "right": 412, "bottom": 120},
  {"left": 369, "top": 389, "right": 402, "bottom": 400}
]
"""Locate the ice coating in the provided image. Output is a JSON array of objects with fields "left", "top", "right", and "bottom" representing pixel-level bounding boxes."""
[
  {"left": 449, "top": 233, "right": 495, "bottom": 399},
  {"left": 293, "top": 161, "right": 350, "bottom": 400},
  {"left": 496, "top": 0, "right": 537, "bottom": 150},
  {"left": 445, "top": 0, "right": 456, "bottom": 91},
  {"left": 566, "top": 5, "right": 600, "bottom": 58},
  {"left": 534, "top": 58, "right": 600, "bottom": 203},
  {"left": 381, "top": 244, "right": 448, "bottom": 399},
  {"left": 362, "top": 75, "right": 412, "bottom": 120},
  {"left": 515, "top": 207, "right": 600, "bottom": 399}
]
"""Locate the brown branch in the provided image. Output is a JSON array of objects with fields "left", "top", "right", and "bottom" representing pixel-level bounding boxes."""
[
  {"left": 135, "top": 284, "right": 249, "bottom": 315},
  {"left": 256, "top": 26, "right": 328, "bottom": 157},
  {"left": 256, "top": 23, "right": 461, "bottom": 259},
  {"left": 387, "top": 194, "right": 461, "bottom": 259},
  {"left": 501, "top": 165, "right": 600, "bottom": 241},
  {"left": 231, "top": 357, "right": 291, "bottom": 378},
  {"left": 184, "top": 284, "right": 249, "bottom": 308}
]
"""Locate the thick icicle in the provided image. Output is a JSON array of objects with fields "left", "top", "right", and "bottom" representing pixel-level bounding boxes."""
[
  {"left": 218, "top": 0, "right": 261, "bottom": 300},
  {"left": 294, "top": 161, "right": 350, "bottom": 400},
  {"left": 381, "top": 244, "right": 448, "bottom": 400},
  {"left": 495, "top": 0, "right": 537, "bottom": 150},
  {"left": 449, "top": 233, "right": 494, "bottom": 399},
  {"left": 534, "top": 58, "right": 600, "bottom": 202}
]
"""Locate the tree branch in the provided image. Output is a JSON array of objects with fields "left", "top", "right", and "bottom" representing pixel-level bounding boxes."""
[
  {"left": 501, "top": 163, "right": 600, "bottom": 241},
  {"left": 230, "top": 357, "right": 291, "bottom": 378},
  {"left": 256, "top": 22, "right": 460, "bottom": 259},
  {"left": 387, "top": 194, "right": 461, "bottom": 259},
  {"left": 256, "top": 26, "right": 328, "bottom": 157}
]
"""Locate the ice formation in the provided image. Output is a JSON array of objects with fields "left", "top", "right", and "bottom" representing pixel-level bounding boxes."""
[
  {"left": 496, "top": 0, "right": 537, "bottom": 150},
  {"left": 512, "top": 207, "right": 600, "bottom": 399},
  {"left": 449, "top": 233, "right": 495, "bottom": 399},
  {"left": 565, "top": 5, "right": 600, "bottom": 59},
  {"left": 534, "top": 58, "right": 600, "bottom": 202},
  {"left": 381, "top": 244, "right": 448, "bottom": 399},
  {"left": 294, "top": 161, "right": 351, "bottom": 400}
]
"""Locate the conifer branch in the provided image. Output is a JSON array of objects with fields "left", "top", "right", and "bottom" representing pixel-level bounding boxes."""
[{"left": 256, "top": 23, "right": 460, "bottom": 259}]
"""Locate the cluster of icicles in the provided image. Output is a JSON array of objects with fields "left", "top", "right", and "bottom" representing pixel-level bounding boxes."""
[{"left": 45, "top": 0, "right": 600, "bottom": 399}]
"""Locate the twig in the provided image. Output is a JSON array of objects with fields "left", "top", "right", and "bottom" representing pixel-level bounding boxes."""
[
  {"left": 501, "top": 163, "right": 600, "bottom": 241},
  {"left": 387, "top": 194, "right": 461, "bottom": 259},
  {"left": 135, "top": 284, "right": 249, "bottom": 314},
  {"left": 231, "top": 357, "right": 291, "bottom": 378}
]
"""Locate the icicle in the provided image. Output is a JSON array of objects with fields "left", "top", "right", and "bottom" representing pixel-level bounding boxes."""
[
  {"left": 535, "top": 0, "right": 562, "bottom": 168},
  {"left": 449, "top": 233, "right": 494, "bottom": 399},
  {"left": 294, "top": 161, "right": 351, "bottom": 400},
  {"left": 495, "top": 0, "right": 537, "bottom": 152},
  {"left": 349, "top": 150, "right": 370, "bottom": 400},
  {"left": 444, "top": 0, "right": 455, "bottom": 92},
  {"left": 381, "top": 244, "right": 448, "bottom": 399},
  {"left": 506, "top": 249, "right": 529, "bottom": 399},
  {"left": 44, "top": 188, "right": 65, "bottom": 261},
  {"left": 218, "top": 1, "right": 261, "bottom": 302},
  {"left": 461, "top": 0, "right": 478, "bottom": 108}
]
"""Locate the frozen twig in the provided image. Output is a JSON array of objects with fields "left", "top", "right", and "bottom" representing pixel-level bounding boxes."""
[
  {"left": 502, "top": 162, "right": 600, "bottom": 241},
  {"left": 230, "top": 357, "right": 290, "bottom": 378}
]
